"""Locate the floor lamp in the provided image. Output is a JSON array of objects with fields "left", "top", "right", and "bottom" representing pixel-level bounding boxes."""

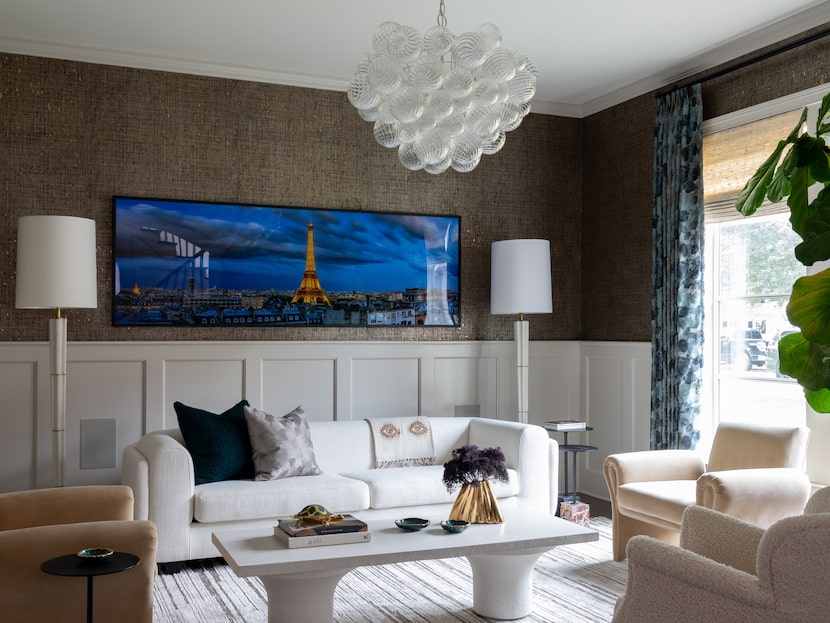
[
  {"left": 490, "top": 240, "right": 552, "bottom": 424},
  {"left": 16, "top": 215, "right": 98, "bottom": 487}
]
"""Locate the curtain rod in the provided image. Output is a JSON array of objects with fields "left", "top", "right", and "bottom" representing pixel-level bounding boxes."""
[{"left": 658, "top": 24, "right": 830, "bottom": 96}]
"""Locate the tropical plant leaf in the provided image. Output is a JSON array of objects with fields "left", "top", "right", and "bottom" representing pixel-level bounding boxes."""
[
  {"left": 787, "top": 166, "right": 812, "bottom": 237},
  {"left": 790, "top": 106, "right": 810, "bottom": 140},
  {"left": 813, "top": 147, "right": 830, "bottom": 183},
  {"left": 805, "top": 387, "right": 830, "bottom": 413},
  {"left": 817, "top": 91, "right": 830, "bottom": 130},
  {"left": 795, "top": 199, "right": 830, "bottom": 265},
  {"left": 778, "top": 331, "right": 829, "bottom": 393},
  {"left": 767, "top": 146, "right": 796, "bottom": 203},
  {"left": 787, "top": 268, "right": 830, "bottom": 345},
  {"left": 805, "top": 137, "right": 830, "bottom": 183},
  {"left": 736, "top": 142, "right": 787, "bottom": 216}
]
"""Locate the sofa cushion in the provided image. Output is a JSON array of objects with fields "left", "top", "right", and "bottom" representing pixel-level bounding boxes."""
[
  {"left": 174, "top": 400, "right": 253, "bottom": 485},
  {"left": 342, "top": 466, "right": 520, "bottom": 509},
  {"left": 244, "top": 405, "right": 322, "bottom": 480},
  {"left": 193, "top": 474, "right": 371, "bottom": 522}
]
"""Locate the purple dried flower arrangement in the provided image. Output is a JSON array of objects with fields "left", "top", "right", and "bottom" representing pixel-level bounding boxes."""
[{"left": 442, "top": 444, "right": 509, "bottom": 492}]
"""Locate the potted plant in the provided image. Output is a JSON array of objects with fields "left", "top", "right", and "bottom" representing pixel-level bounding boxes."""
[
  {"left": 443, "top": 444, "right": 509, "bottom": 524},
  {"left": 735, "top": 91, "right": 830, "bottom": 413}
]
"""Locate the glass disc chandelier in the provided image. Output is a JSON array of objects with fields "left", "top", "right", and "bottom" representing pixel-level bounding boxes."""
[{"left": 347, "top": 0, "right": 537, "bottom": 174}]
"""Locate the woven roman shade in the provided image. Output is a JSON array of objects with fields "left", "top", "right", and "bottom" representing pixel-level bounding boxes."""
[{"left": 703, "top": 108, "right": 802, "bottom": 223}]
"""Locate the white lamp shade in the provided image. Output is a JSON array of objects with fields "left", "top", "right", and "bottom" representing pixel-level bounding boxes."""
[
  {"left": 490, "top": 239, "right": 552, "bottom": 315},
  {"left": 16, "top": 215, "right": 98, "bottom": 309}
]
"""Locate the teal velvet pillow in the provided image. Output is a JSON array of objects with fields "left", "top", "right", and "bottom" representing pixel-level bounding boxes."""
[{"left": 174, "top": 400, "right": 253, "bottom": 485}]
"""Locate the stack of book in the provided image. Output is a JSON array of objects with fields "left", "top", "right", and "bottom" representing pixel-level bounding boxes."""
[
  {"left": 274, "top": 514, "right": 370, "bottom": 548},
  {"left": 544, "top": 420, "right": 587, "bottom": 431}
]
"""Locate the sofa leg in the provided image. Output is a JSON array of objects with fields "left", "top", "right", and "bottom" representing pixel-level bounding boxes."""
[{"left": 158, "top": 561, "right": 186, "bottom": 575}]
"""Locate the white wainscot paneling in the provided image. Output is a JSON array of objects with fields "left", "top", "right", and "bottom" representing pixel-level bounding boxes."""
[
  {"left": 529, "top": 342, "right": 581, "bottom": 427},
  {"left": 0, "top": 340, "right": 612, "bottom": 493},
  {"left": 261, "top": 359, "right": 335, "bottom": 421},
  {"left": 163, "top": 359, "right": 246, "bottom": 427},
  {"left": 67, "top": 361, "right": 145, "bottom": 486},
  {"left": 433, "top": 356, "right": 498, "bottom": 418},
  {"left": 0, "top": 361, "right": 38, "bottom": 492},
  {"left": 579, "top": 342, "right": 652, "bottom": 501},
  {"left": 351, "top": 357, "right": 420, "bottom": 420}
]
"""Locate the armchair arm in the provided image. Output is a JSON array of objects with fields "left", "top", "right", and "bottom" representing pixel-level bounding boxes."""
[
  {"left": 604, "top": 450, "right": 705, "bottom": 491},
  {"left": 679, "top": 505, "right": 764, "bottom": 574},
  {"left": 696, "top": 467, "right": 811, "bottom": 528},
  {"left": 0, "top": 485, "right": 133, "bottom": 530},
  {"left": 613, "top": 535, "right": 773, "bottom": 623},
  {"left": 0, "top": 519, "right": 157, "bottom": 623}
]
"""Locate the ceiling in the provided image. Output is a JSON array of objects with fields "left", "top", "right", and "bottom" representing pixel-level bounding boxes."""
[{"left": 1, "top": 0, "right": 828, "bottom": 118}]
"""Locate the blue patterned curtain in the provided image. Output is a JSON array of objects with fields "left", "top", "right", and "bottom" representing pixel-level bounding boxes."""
[{"left": 651, "top": 84, "right": 704, "bottom": 450}]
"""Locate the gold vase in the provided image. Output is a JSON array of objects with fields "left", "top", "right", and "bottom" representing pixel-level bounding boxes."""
[{"left": 449, "top": 480, "right": 504, "bottom": 524}]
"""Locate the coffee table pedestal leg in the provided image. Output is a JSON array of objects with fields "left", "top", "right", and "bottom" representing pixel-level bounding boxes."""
[
  {"left": 467, "top": 549, "right": 547, "bottom": 620},
  {"left": 260, "top": 567, "right": 352, "bottom": 623}
]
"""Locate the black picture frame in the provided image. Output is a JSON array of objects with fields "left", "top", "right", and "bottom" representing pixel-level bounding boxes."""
[{"left": 112, "top": 197, "right": 461, "bottom": 327}]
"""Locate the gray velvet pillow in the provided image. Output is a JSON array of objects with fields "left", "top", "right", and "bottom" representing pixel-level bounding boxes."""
[{"left": 244, "top": 405, "right": 322, "bottom": 480}]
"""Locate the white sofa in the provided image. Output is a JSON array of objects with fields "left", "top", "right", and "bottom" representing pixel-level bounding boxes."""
[{"left": 122, "top": 416, "right": 558, "bottom": 567}]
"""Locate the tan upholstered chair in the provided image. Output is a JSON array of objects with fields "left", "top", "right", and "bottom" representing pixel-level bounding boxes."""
[
  {"left": 603, "top": 422, "right": 811, "bottom": 561},
  {"left": 611, "top": 487, "right": 830, "bottom": 623},
  {"left": 0, "top": 485, "right": 158, "bottom": 623}
]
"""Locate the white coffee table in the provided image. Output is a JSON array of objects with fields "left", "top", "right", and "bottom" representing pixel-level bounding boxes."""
[{"left": 212, "top": 510, "right": 597, "bottom": 623}]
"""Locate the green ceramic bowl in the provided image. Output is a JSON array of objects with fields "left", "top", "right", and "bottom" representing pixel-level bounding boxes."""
[
  {"left": 440, "top": 520, "right": 470, "bottom": 533},
  {"left": 395, "top": 517, "right": 430, "bottom": 531},
  {"left": 77, "top": 547, "right": 114, "bottom": 561}
]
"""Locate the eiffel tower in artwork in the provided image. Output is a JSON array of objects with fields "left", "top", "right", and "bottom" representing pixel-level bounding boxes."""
[{"left": 291, "top": 220, "right": 331, "bottom": 305}]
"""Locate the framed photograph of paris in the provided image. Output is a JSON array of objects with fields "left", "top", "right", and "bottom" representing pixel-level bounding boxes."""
[{"left": 112, "top": 197, "right": 461, "bottom": 328}]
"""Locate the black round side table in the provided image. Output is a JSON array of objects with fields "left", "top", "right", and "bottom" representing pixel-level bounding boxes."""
[
  {"left": 546, "top": 427, "right": 598, "bottom": 505},
  {"left": 41, "top": 552, "right": 140, "bottom": 623}
]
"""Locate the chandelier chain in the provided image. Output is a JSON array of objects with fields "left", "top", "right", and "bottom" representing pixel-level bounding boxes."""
[{"left": 436, "top": 0, "right": 447, "bottom": 28}]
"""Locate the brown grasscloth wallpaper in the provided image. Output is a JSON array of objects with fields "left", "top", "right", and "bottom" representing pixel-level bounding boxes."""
[
  {"left": 1, "top": 25, "right": 828, "bottom": 345},
  {"left": 0, "top": 53, "right": 582, "bottom": 342}
]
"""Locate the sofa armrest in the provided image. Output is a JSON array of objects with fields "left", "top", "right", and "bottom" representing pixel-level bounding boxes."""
[
  {"left": 548, "top": 437, "right": 560, "bottom": 514},
  {"left": 0, "top": 485, "right": 133, "bottom": 530},
  {"left": 679, "top": 505, "right": 764, "bottom": 574},
  {"left": 468, "top": 419, "right": 553, "bottom": 513},
  {"left": 126, "top": 430, "right": 195, "bottom": 563},
  {"left": 0, "top": 519, "right": 157, "bottom": 623},
  {"left": 696, "top": 467, "right": 811, "bottom": 527}
]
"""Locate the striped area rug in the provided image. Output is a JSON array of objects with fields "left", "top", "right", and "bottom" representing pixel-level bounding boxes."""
[{"left": 153, "top": 516, "right": 626, "bottom": 622}]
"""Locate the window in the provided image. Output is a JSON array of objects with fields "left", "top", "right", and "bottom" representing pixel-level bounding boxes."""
[
  {"left": 703, "top": 214, "right": 806, "bottom": 436},
  {"left": 698, "top": 90, "right": 825, "bottom": 450}
]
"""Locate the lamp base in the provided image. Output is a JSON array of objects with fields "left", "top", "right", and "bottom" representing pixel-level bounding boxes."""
[
  {"left": 515, "top": 318, "right": 529, "bottom": 424},
  {"left": 49, "top": 316, "right": 67, "bottom": 487}
]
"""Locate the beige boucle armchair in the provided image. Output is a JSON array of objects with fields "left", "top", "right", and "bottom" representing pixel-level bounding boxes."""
[
  {"left": 603, "top": 422, "right": 811, "bottom": 561},
  {"left": 612, "top": 487, "right": 830, "bottom": 623},
  {"left": 0, "top": 485, "right": 158, "bottom": 623}
]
